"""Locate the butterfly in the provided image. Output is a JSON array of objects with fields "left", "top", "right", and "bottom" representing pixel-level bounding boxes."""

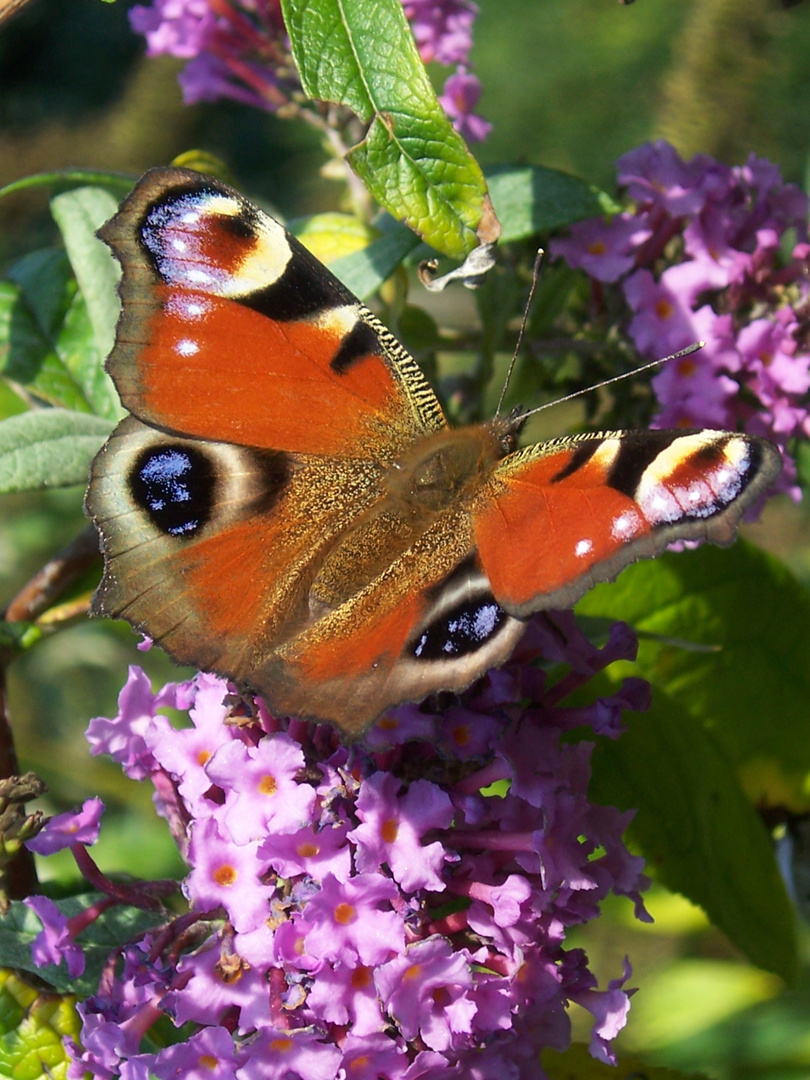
[{"left": 85, "top": 167, "right": 782, "bottom": 737}]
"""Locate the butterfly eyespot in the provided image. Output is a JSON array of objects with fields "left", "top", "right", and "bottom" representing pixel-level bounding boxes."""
[
  {"left": 413, "top": 596, "right": 509, "bottom": 661},
  {"left": 130, "top": 445, "right": 215, "bottom": 538}
]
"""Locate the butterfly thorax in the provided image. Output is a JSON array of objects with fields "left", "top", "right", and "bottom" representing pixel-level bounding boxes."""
[
  {"left": 386, "top": 419, "right": 515, "bottom": 515},
  {"left": 307, "top": 421, "right": 515, "bottom": 613}
]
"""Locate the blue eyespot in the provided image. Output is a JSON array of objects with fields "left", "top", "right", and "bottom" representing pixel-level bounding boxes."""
[
  {"left": 414, "top": 598, "right": 506, "bottom": 660},
  {"left": 131, "top": 445, "right": 214, "bottom": 537}
]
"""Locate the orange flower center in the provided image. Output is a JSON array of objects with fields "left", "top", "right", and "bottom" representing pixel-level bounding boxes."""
[
  {"left": 381, "top": 818, "right": 399, "bottom": 844},
  {"left": 334, "top": 902, "right": 355, "bottom": 925},
  {"left": 213, "top": 864, "right": 237, "bottom": 887},
  {"left": 351, "top": 966, "right": 372, "bottom": 989},
  {"left": 259, "top": 774, "right": 278, "bottom": 796}
]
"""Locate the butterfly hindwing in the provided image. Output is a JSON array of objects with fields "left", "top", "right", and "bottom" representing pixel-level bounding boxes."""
[
  {"left": 87, "top": 416, "right": 388, "bottom": 680},
  {"left": 251, "top": 516, "right": 525, "bottom": 734}
]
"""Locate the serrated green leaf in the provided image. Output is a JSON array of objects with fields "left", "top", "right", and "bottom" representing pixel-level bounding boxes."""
[
  {"left": 50, "top": 186, "right": 121, "bottom": 362},
  {"left": 0, "top": 250, "right": 118, "bottom": 418},
  {"left": 543, "top": 1041, "right": 710, "bottom": 1080},
  {"left": 486, "top": 164, "right": 621, "bottom": 241},
  {"left": 589, "top": 688, "right": 798, "bottom": 981},
  {"left": 1, "top": 898, "right": 169, "bottom": 998},
  {"left": 0, "top": 969, "right": 79, "bottom": 1080},
  {"left": 282, "top": 0, "right": 491, "bottom": 258},
  {"left": 577, "top": 541, "right": 810, "bottom": 809},
  {"left": 0, "top": 408, "right": 112, "bottom": 492}
]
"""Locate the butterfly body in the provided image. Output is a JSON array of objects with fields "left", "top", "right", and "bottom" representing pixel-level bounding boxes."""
[{"left": 86, "top": 168, "right": 782, "bottom": 736}]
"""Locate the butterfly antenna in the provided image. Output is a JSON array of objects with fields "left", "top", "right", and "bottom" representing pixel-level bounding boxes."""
[
  {"left": 517, "top": 342, "right": 706, "bottom": 422},
  {"left": 495, "top": 248, "right": 544, "bottom": 417}
]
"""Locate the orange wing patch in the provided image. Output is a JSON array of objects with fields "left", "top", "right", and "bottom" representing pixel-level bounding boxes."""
[
  {"left": 133, "top": 291, "right": 415, "bottom": 457},
  {"left": 475, "top": 447, "right": 649, "bottom": 610}
]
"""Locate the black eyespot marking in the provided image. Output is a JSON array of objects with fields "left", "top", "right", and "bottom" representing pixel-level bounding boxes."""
[
  {"left": 607, "top": 430, "right": 698, "bottom": 498},
  {"left": 220, "top": 204, "right": 259, "bottom": 240},
  {"left": 130, "top": 445, "right": 215, "bottom": 538},
  {"left": 243, "top": 233, "right": 355, "bottom": 322},
  {"left": 138, "top": 185, "right": 259, "bottom": 282},
  {"left": 413, "top": 596, "right": 508, "bottom": 661},
  {"left": 691, "top": 439, "right": 728, "bottom": 466},
  {"left": 331, "top": 320, "right": 381, "bottom": 374}
]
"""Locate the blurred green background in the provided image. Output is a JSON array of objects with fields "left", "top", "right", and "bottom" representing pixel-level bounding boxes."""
[{"left": 2, "top": 1, "right": 810, "bottom": 1076}]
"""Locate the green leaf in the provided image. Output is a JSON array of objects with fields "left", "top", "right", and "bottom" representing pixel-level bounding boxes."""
[
  {"left": 589, "top": 688, "right": 798, "bottom": 982},
  {"left": 0, "top": 377, "right": 28, "bottom": 421},
  {"left": 290, "top": 212, "right": 423, "bottom": 297},
  {"left": 0, "top": 409, "right": 113, "bottom": 493},
  {"left": 577, "top": 541, "right": 810, "bottom": 809},
  {"left": 50, "top": 186, "right": 121, "bottom": 362},
  {"left": 0, "top": 969, "right": 79, "bottom": 1080},
  {"left": 0, "top": 168, "right": 135, "bottom": 204},
  {"left": 329, "top": 221, "right": 421, "bottom": 297},
  {"left": 486, "top": 165, "right": 620, "bottom": 241},
  {"left": 282, "top": 0, "right": 492, "bottom": 258},
  {"left": 0, "top": 250, "right": 118, "bottom": 419},
  {"left": 625, "top": 958, "right": 782, "bottom": 1056}
]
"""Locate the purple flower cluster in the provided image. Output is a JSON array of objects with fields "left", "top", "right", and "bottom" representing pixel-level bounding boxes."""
[
  {"left": 404, "top": 0, "right": 491, "bottom": 142},
  {"left": 552, "top": 140, "right": 810, "bottom": 500},
  {"left": 130, "top": 0, "right": 293, "bottom": 111},
  {"left": 25, "top": 613, "right": 651, "bottom": 1079},
  {"left": 129, "top": 0, "right": 491, "bottom": 140}
]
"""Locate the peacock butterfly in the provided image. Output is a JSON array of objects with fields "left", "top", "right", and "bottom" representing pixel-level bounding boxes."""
[{"left": 85, "top": 168, "right": 782, "bottom": 736}]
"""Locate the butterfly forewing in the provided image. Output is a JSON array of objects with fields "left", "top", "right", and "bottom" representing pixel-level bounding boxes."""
[
  {"left": 99, "top": 167, "right": 446, "bottom": 459},
  {"left": 474, "top": 428, "right": 782, "bottom": 616}
]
